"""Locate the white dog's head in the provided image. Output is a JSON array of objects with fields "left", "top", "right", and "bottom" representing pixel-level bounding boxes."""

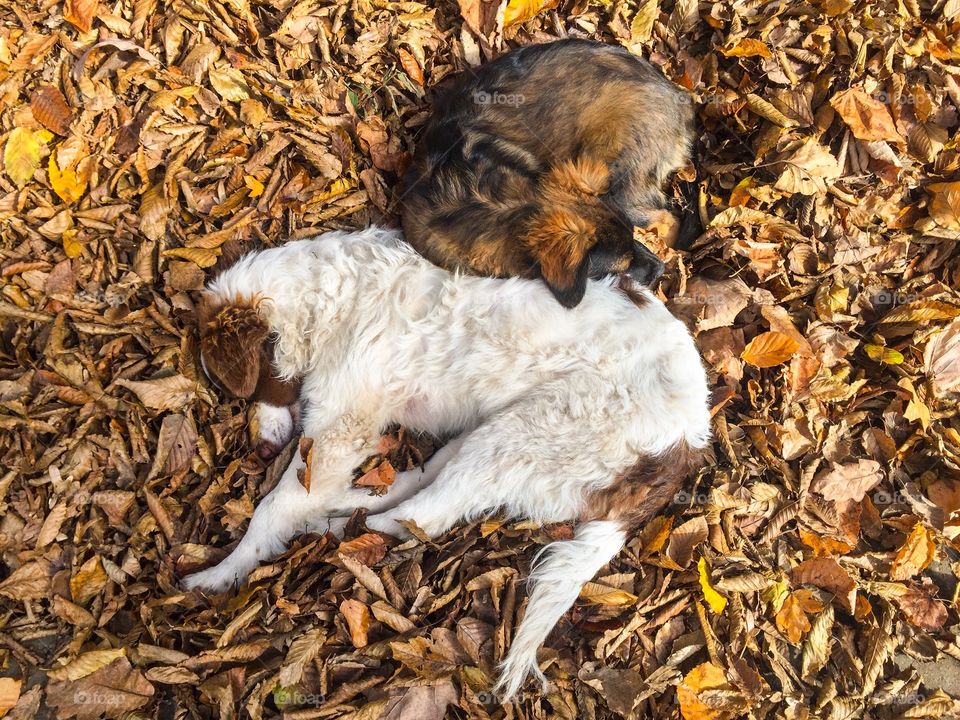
[{"left": 196, "top": 294, "right": 300, "bottom": 459}]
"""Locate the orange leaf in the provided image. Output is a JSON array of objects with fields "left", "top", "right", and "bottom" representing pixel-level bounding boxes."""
[
  {"left": 64, "top": 0, "right": 97, "bottom": 32},
  {"left": 775, "top": 593, "right": 811, "bottom": 644},
  {"left": 721, "top": 38, "right": 771, "bottom": 58},
  {"left": 741, "top": 331, "right": 800, "bottom": 368},
  {"left": 338, "top": 532, "right": 387, "bottom": 566},
  {"left": 397, "top": 47, "right": 423, "bottom": 85},
  {"left": 678, "top": 662, "right": 736, "bottom": 720},
  {"left": 829, "top": 88, "right": 904, "bottom": 143},
  {"left": 889, "top": 523, "right": 936, "bottom": 581},
  {"left": 297, "top": 437, "right": 314, "bottom": 493},
  {"left": 340, "top": 598, "right": 370, "bottom": 648}
]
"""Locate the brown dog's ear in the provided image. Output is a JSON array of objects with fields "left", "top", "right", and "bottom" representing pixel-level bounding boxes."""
[
  {"left": 200, "top": 305, "right": 269, "bottom": 398},
  {"left": 524, "top": 207, "right": 594, "bottom": 308}
]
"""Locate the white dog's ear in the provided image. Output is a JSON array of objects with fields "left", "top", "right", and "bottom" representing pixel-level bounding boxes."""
[{"left": 200, "top": 305, "right": 269, "bottom": 398}]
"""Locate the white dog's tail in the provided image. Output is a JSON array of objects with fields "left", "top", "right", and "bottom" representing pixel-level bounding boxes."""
[{"left": 494, "top": 519, "right": 627, "bottom": 700}]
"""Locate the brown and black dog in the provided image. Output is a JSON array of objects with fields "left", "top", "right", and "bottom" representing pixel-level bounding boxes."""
[{"left": 400, "top": 39, "right": 695, "bottom": 308}]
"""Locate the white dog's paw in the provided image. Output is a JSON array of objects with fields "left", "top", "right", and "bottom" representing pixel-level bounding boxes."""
[{"left": 182, "top": 562, "right": 246, "bottom": 593}]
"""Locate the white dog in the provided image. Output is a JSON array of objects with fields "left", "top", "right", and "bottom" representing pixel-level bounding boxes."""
[{"left": 185, "top": 227, "right": 710, "bottom": 698}]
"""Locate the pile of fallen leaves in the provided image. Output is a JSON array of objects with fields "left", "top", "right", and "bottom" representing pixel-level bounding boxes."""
[{"left": 2, "top": 0, "right": 960, "bottom": 717}]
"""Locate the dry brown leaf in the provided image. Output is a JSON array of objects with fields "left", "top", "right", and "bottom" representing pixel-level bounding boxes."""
[
  {"left": 893, "top": 583, "right": 948, "bottom": 631},
  {"left": 48, "top": 648, "right": 127, "bottom": 682},
  {"left": 70, "top": 555, "right": 108, "bottom": 604},
  {"left": 338, "top": 532, "right": 388, "bottom": 566},
  {"left": 812, "top": 460, "right": 883, "bottom": 503},
  {"left": 0, "top": 560, "right": 52, "bottom": 600},
  {"left": 830, "top": 88, "right": 904, "bottom": 142},
  {"left": 791, "top": 557, "right": 856, "bottom": 612},
  {"left": 46, "top": 658, "right": 153, "bottom": 720},
  {"left": 665, "top": 515, "right": 708, "bottom": 568},
  {"left": 925, "top": 317, "right": 960, "bottom": 396},
  {"left": 579, "top": 581, "right": 638, "bottom": 606},
  {"left": 30, "top": 86, "right": 73, "bottom": 135},
  {"left": 116, "top": 375, "right": 199, "bottom": 412}
]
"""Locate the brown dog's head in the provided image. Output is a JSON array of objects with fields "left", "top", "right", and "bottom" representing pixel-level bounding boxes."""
[
  {"left": 196, "top": 295, "right": 301, "bottom": 458},
  {"left": 524, "top": 159, "right": 663, "bottom": 308}
]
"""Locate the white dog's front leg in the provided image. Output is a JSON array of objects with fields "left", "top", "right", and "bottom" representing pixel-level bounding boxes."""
[
  {"left": 184, "top": 413, "right": 383, "bottom": 593},
  {"left": 182, "top": 464, "right": 321, "bottom": 592}
]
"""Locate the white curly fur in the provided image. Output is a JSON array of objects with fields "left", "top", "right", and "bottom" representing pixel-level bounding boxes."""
[{"left": 183, "top": 226, "right": 711, "bottom": 698}]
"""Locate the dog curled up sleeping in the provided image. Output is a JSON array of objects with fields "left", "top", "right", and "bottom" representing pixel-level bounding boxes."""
[
  {"left": 401, "top": 38, "right": 695, "bottom": 308},
  {"left": 186, "top": 227, "right": 710, "bottom": 698}
]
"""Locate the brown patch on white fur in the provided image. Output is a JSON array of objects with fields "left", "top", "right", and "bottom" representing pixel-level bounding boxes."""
[
  {"left": 197, "top": 295, "right": 301, "bottom": 404},
  {"left": 582, "top": 439, "right": 703, "bottom": 528}
]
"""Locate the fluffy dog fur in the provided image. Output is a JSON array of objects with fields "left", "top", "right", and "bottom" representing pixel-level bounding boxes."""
[
  {"left": 401, "top": 39, "right": 695, "bottom": 307},
  {"left": 184, "top": 227, "right": 711, "bottom": 698}
]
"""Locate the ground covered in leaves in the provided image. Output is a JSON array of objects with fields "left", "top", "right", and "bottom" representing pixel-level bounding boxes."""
[{"left": 2, "top": 0, "right": 960, "bottom": 717}]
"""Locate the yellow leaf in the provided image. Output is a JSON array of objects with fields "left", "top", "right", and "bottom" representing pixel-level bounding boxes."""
[
  {"left": 698, "top": 557, "right": 727, "bottom": 614},
  {"left": 48, "top": 152, "right": 87, "bottom": 204},
  {"left": 728, "top": 176, "right": 753, "bottom": 207},
  {"left": 889, "top": 523, "right": 936, "bottom": 581},
  {"left": 4, "top": 128, "right": 41, "bottom": 188},
  {"left": 504, "top": 0, "right": 559, "bottom": 27},
  {"left": 70, "top": 555, "right": 107, "bottom": 604},
  {"left": 209, "top": 66, "right": 251, "bottom": 102},
  {"left": 0, "top": 677, "right": 21, "bottom": 716},
  {"left": 48, "top": 648, "right": 126, "bottom": 681},
  {"left": 864, "top": 344, "right": 904, "bottom": 365},
  {"left": 630, "top": 0, "right": 659, "bottom": 44},
  {"left": 927, "top": 180, "right": 960, "bottom": 230},
  {"left": 721, "top": 38, "right": 772, "bottom": 58},
  {"left": 62, "top": 228, "right": 82, "bottom": 258},
  {"left": 741, "top": 331, "right": 801, "bottom": 368},
  {"left": 578, "top": 581, "right": 638, "bottom": 606},
  {"left": 243, "top": 175, "right": 264, "bottom": 197},
  {"left": 763, "top": 579, "right": 789, "bottom": 613}
]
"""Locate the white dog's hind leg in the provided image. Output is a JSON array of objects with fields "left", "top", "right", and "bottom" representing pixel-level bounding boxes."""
[
  {"left": 182, "top": 459, "right": 328, "bottom": 592},
  {"left": 311, "top": 432, "right": 467, "bottom": 537}
]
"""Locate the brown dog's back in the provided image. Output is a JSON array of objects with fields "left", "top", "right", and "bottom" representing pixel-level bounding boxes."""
[{"left": 400, "top": 39, "right": 693, "bottom": 307}]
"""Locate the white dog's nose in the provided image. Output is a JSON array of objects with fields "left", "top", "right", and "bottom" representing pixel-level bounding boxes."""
[{"left": 250, "top": 403, "right": 296, "bottom": 459}]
